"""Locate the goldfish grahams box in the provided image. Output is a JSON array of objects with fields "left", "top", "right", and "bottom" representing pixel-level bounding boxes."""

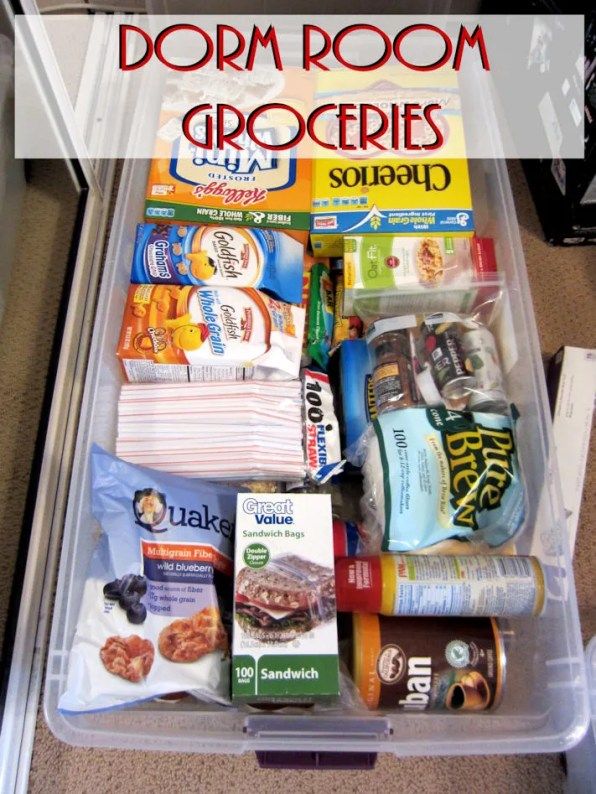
[
  {"left": 310, "top": 68, "right": 474, "bottom": 256},
  {"left": 145, "top": 71, "right": 312, "bottom": 233}
]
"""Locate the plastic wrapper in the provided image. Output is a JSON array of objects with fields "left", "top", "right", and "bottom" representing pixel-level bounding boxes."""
[
  {"left": 59, "top": 447, "right": 238, "bottom": 713},
  {"left": 360, "top": 407, "right": 526, "bottom": 552},
  {"left": 303, "top": 368, "right": 345, "bottom": 483},
  {"left": 307, "top": 260, "right": 334, "bottom": 369},
  {"left": 344, "top": 235, "right": 500, "bottom": 318},
  {"left": 331, "top": 262, "right": 363, "bottom": 348},
  {"left": 116, "top": 380, "right": 305, "bottom": 481},
  {"left": 366, "top": 309, "right": 509, "bottom": 417}
]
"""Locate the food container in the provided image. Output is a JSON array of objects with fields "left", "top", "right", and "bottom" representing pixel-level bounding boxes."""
[{"left": 39, "top": 66, "right": 589, "bottom": 758}]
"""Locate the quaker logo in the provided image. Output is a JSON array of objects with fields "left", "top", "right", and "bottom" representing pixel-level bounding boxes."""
[
  {"left": 133, "top": 488, "right": 167, "bottom": 532},
  {"left": 133, "top": 488, "right": 234, "bottom": 538}
]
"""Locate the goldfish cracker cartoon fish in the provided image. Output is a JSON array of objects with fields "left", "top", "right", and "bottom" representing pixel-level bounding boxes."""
[
  {"left": 130, "top": 224, "right": 304, "bottom": 304},
  {"left": 117, "top": 284, "right": 305, "bottom": 383},
  {"left": 186, "top": 251, "right": 217, "bottom": 281},
  {"left": 171, "top": 323, "right": 209, "bottom": 351}
]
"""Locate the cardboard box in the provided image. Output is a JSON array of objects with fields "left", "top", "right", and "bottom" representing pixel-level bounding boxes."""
[
  {"left": 342, "top": 235, "right": 497, "bottom": 315},
  {"left": 232, "top": 493, "right": 339, "bottom": 702},
  {"left": 310, "top": 68, "right": 473, "bottom": 256},
  {"left": 145, "top": 73, "right": 312, "bottom": 233},
  {"left": 547, "top": 346, "right": 596, "bottom": 552},
  {"left": 116, "top": 284, "right": 304, "bottom": 383},
  {"left": 311, "top": 157, "right": 474, "bottom": 256}
]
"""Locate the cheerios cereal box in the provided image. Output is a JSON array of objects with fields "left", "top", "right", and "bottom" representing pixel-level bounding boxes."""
[
  {"left": 310, "top": 68, "right": 474, "bottom": 256},
  {"left": 145, "top": 70, "right": 312, "bottom": 235}
]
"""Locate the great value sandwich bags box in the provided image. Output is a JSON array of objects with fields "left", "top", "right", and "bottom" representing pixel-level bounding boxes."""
[
  {"left": 232, "top": 493, "right": 339, "bottom": 702},
  {"left": 310, "top": 68, "right": 474, "bottom": 256},
  {"left": 145, "top": 71, "right": 312, "bottom": 234}
]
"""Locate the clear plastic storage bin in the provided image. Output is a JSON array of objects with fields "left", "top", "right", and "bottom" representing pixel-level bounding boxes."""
[
  {"left": 565, "top": 637, "right": 596, "bottom": 792},
  {"left": 43, "top": 63, "right": 590, "bottom": 757}
]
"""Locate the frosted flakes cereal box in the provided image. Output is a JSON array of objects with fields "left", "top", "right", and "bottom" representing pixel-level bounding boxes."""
[{"left": 145, "top": 71, "right": 312, "bottom": 234}]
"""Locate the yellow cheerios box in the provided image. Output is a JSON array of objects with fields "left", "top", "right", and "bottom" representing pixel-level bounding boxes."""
[{"left": 310, "top": 68, "right": 474, "bottom": 256}]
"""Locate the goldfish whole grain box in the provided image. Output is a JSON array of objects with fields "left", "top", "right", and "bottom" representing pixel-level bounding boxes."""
[
  {"left": 310, "top": 69, "right": 474, "bottom": 256},
  {"left": 145, "top": 71, "right": 312, "bottom": 233}
]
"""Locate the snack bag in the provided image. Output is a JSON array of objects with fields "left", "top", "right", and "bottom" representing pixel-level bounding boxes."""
[
  {"left": 307, "top": 261, "right": 334, "bottom": 369},
  {"left": 361, "top": 407, "right": 525, "bottom": 551},
  {"left": 58, "top": 447, "right": 238, "bottom": 712},
  {"left": 131, "top": 224, "right": 304, "bottom": 304},
  {"left": 117, "top": 284, "right": 305, "bottom": 383},
  {"left": 331, "top": 265, "right": 363, "bottom": 348}
]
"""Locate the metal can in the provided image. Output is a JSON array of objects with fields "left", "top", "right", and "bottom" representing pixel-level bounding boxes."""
[
  {"left": 461, "top": 327, "right": 508, "bottom": 412},
  {"left": 352, "top": 614, "right": 505, "bottom": 712},
  {"left": 368, "top": 320, "right": 419, "bottom": 414},
  {"left": 422, "top": 319, "right": 476, "bottom": 400},
  {"left": 336, "top": 554, "right": 545, "bottom": 617}
]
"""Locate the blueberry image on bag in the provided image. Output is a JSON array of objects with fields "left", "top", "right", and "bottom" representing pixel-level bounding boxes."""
[{"left": 103, "top": 575, "right": 149, "bottom": 625}]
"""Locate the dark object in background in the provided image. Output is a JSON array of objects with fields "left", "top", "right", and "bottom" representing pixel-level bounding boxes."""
[{"left": 481, "top": 5, "right": 596, "bottom": 244}]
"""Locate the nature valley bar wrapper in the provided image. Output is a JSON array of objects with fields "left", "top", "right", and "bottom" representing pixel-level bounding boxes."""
[
  {"left": 145, "top": 70, "right": 312, "bottom": 234},
  {"left": 310, "top": 68, "right": 473, "bottom": 256}
]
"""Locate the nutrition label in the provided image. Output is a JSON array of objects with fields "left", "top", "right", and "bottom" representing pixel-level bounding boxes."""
[{"left": 392, "top": 555, "right": 543, "bottom": 617}]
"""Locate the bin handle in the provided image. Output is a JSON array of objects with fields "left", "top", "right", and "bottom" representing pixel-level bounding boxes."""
[{"left": 256, "top": 751, "right": 377, "bottom": 770}]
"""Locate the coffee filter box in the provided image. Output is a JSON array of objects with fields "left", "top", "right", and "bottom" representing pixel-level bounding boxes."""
[{"left": 232, "top": 493, "right": 339, "bottom": 702}]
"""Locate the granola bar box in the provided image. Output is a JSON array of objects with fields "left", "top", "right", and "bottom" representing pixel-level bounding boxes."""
[
  {"left": 232, "top": 493, "right": 339, "bottom": 702},
  {"left": 343, "top": 235, "right": 497, "bottom": 315}
]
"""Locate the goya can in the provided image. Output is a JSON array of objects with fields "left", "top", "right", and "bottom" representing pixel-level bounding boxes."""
[
  {"left": 461, "top": 326, "right": 508, "bottom": 413},
  {"left": 353, "top": 614, "right": 505, "bottom": 712},
  {"left": 422, "top": 317, "right": 475, "bottom": 400}
]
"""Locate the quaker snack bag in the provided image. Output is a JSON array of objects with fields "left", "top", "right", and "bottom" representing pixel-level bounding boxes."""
[
  {"left": 361, "top": 407, "right": 526, "bottom": 551},
  {"left": 130, "top": 224, "right": 305, "bottom": 304},
  {"left": 58, "top": 447, "right": 237, "bottom": 713},
  {"left": 116, "top": 284, "right": 305, "bottom": 383}
]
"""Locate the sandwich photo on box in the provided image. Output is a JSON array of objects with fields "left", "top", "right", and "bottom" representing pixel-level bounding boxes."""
[{"left": 235, "top": 554, "right": 336, "bottom": 643}]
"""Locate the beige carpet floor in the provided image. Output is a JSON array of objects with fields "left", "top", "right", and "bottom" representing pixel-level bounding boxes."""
[{"left": 1, "top": 160, "right": 593, "bottom": 793}]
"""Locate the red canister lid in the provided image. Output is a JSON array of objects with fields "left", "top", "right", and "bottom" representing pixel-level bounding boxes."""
[
  {"left": 333, "top": 518, "right": 348, "bottom": 558},
  {"left": 335, "top": 556, "right": 382, "bottom": 613}
]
